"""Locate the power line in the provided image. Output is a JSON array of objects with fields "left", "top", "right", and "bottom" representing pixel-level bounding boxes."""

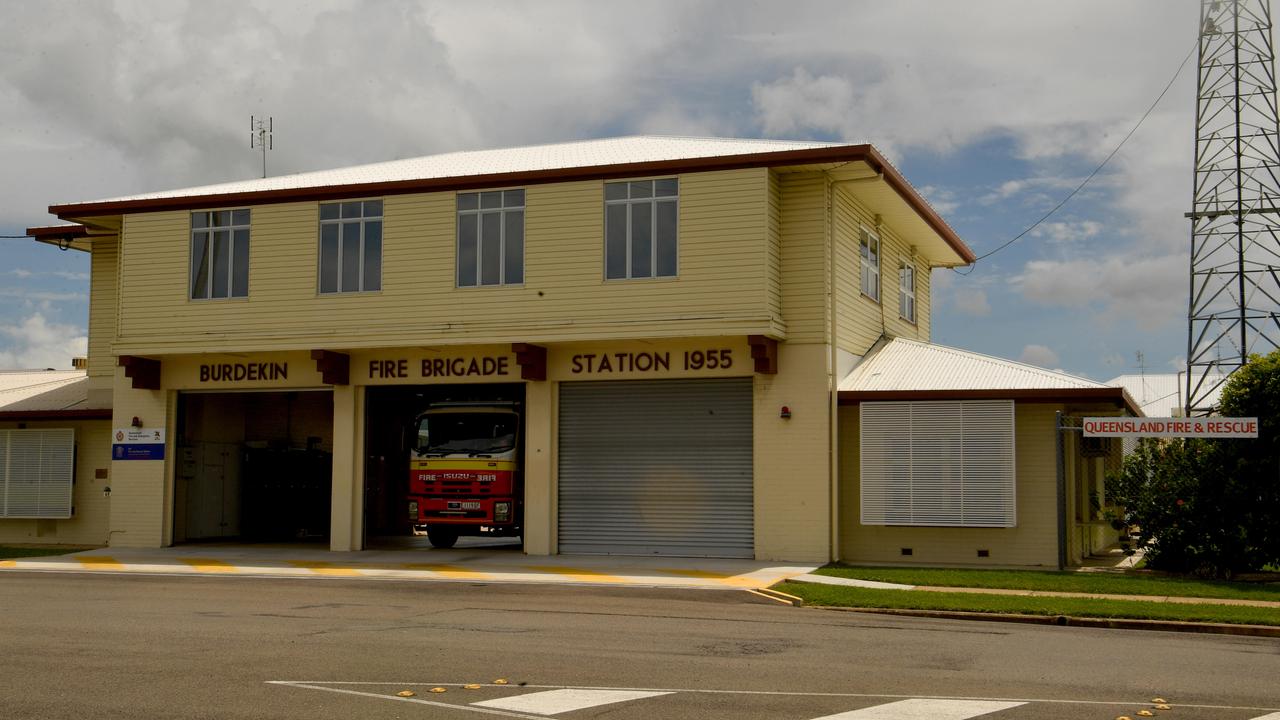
[{"left": 954, "top": 38, "right": 1198, "bottom": 276}]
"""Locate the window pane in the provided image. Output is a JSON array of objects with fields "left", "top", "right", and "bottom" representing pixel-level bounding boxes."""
[
  {"left": 605, "top": 204, "right": 628, "bottom": 279},
  {"left": 363, "top": 200, "right": 383, "bottom": 217},
  {"left": 192, "top": 212, "right": 208, "bottom": 229},
  {"left": 458, "top": 193, "right": 478, "bottom": 211},
  {"left": 191, "top": 231, "right": 210, "bottom": 298},
  {"left": 319, "top": 223, "right": 339, "bottom": 293},
  {"left": 214, "top": 210, "right": 232, "bottom": 227},
  {"left": 231, "top": 228, "right": 249, "bottom": 297},
  {"left": 341, "top": 201, "right": 362, "bottom": 219},
  {"left": 457, "top": 213, "right": 478, "bottom": 286},
  {"left": 480, "top": 191, "right": 502, "bottom": 210},
  {"left": 655, "top": 178, "right": 678, "bottom": 197},
  {"left": 605, "top": 182, "right": 627, "bottom": 201},
  {"left": 656, "top": 200, "right": 677, "bottom": 277},
  {"left": 630, "top": 200, "right": 652, "bottom": 278},
  {"left": 363, "top": 221, "right": 382, "bottom": 291},
  {"left": 211, "top": 230, "right": 230, "bottom": 298},
  {"left": 629, "top": 180, "right": 652, "bottom": 199},
  {"left": 504, "top": 210, "right": 524, "bottom": 284},
  {"left": 480, "top": 212, "right": 501, "bottom": 285},
  {"left": 320, "top": 204, "right": 340, "bottom": 221},
  {"left": 503, "top": 189, "right": 524, "bottom": 208},
  {"left": 231, "top": 209, "right": 250, "bottom": 226},
  {"left": 341, "top": 222, "right": 361, "bottom": 291}
]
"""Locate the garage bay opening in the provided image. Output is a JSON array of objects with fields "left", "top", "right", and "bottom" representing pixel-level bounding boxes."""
[
  {"left": 174, "top": 390, "right": 334, "bottom": 544},
  {"left": 363, "top": 383, "right": 525, "bottom": 551}
]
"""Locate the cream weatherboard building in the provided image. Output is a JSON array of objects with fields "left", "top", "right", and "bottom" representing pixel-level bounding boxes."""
[{"left": 7, "top": 136, "right": 1134, "bottom": 566}]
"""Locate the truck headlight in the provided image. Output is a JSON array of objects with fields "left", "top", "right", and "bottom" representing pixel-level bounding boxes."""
[
  {"left": 409, "top": 500, "right": 419, "bottom": 520},
  {"left": 494, "top": 502, "right": 510, "bottom": 522}
]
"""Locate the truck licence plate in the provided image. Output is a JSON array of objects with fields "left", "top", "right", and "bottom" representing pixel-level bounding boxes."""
[{"left": 461, "top": 502, "right": 481, "bottom": 510}]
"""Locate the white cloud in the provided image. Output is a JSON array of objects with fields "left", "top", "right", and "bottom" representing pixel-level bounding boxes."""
[
  {"left": 8, "top": 268, "right": 32, "bottom": 278},
  {"left": 952, "top": 287, "right": 992, "bottom": 317},
  {"left": 0, "top": 313, "right": 87, "bottom": 370},
  {"left": 1019, "top": 344, "right": 1060, "bottom": 369},
  {"left": 1030, "top": 220, "right": 1103, "bottom": 244},
  {"left": 918, "top": 185, "right": 960, "bottom": 215},
  {"left": 1016, "top": 253, "right": 1185, "bottom": 329}
]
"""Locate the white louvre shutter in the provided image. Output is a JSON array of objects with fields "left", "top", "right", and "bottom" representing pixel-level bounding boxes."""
[
  {"left": 1, "top": 429, "right": 75, "bottom": 519},
  {"left": 860, "top": 401, "right": 1015, "bottom": 527}
]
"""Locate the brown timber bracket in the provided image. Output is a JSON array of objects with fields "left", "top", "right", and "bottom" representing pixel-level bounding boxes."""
[
  {"left": 511, "top": 343, "right": 547, "bottom": 381},
  {"left": 311, "top": 350, "right": 350, "bottom": 386},
  {"left": 747, "top": 335, "right": 779, "bottom": 375},
  {"left": 118, "top": 355, "right": 161, "bottom": 390}
]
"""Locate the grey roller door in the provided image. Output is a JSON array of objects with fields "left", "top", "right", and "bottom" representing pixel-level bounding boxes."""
[{"left": 558, "top": 378, "right": 754, "bottom": 557}]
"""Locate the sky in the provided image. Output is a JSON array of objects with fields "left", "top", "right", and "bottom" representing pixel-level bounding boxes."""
[{"left": 0, "top": 0, "right": 1207, "bottom": 380}]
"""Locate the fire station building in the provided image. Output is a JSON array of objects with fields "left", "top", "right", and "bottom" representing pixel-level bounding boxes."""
[{"left": 5, "top": 136, "right": 1135, "bottom": 566}]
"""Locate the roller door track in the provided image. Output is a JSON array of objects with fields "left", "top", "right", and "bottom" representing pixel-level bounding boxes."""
[{"left": 558, "top": 378, "right": 754, "bottom": 558}]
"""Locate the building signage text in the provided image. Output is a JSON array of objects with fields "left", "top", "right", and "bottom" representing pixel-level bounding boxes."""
[
  {"left": 112, "top": 428, "right": 166, "bottom": 461},
  {"left": 368, "top": 356, "right": 510, "bottom": 379},
  {"left": 570, "top": 349, "right": 732, "bottom": 374},
  {"left": 199, "top": 362, "right": 288, "bottom": 383},
  {"left": 1082, "top": 417, "right": 1259, "bottom": 439}
]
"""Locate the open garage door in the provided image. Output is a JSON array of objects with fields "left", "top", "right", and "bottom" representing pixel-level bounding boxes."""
[
  {"left": 557, "top": 378, "right": 753, "bottom": 558},
  {"left": 175, "top": 391, "right": 333, "bottom": 543}
]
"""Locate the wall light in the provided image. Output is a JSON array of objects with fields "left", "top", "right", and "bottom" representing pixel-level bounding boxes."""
[
  {"left": 130, "top": 416, "right": 143, "bottom": 428},
  {"left": 780, "top": 406, "right": 792, "bottom": 419}
]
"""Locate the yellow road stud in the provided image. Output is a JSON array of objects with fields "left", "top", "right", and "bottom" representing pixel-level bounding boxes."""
[
  {"left": 1117, "top": 716, "right": 1133, "bottom": 720},
  {"left": 1152, "top": 698, "right": 1167, "bottom": 704},
  {"left": 464, "top": 684, "right": 482, "bottom": 690},
  {"left": 493, "top": 679, "right": 509, "bottom": 685},
  {"left": 396, "top": 690, "right": 415, "bottom": 697},
  {"left": 1155, "top": 705, "right": 1171, "bottom": 710},
  {"left": 1137, "top": 711, "right": 1154, "bottom": 717},
  {"left": 430, "top": 687, "right": 447, "bottom": 694}
]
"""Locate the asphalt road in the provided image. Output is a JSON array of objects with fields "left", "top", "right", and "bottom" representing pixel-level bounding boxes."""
[{"left": 0, "top": 570, "right": 1277, "bottom": 719}]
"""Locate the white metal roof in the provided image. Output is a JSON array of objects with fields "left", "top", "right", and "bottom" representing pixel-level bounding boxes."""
[
  {"left": 67, "top": 135, "right": 845, "bottom": 206},
  {"left": 0, "top": 370, "right": 106, "bottom": 413},
  {"left": 840, "top": 337, "right": 1109, "bottom": 393},
  {"left": 1106, "top": 373, "right": 1225, "bottom": 417}
]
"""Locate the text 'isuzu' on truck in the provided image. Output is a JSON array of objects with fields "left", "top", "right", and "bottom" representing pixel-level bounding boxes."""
[{"left": 408, "top": 401, "right": 522, "bottom": 549}]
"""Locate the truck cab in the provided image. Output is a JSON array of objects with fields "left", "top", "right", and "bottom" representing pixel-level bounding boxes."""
[{"left": 407, "top": 402, "right": 522, "bottom": 549}]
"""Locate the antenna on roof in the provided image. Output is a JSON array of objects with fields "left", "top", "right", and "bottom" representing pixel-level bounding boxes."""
[{"left": 250, "top": 116, "right": 273, "bottom": 178}]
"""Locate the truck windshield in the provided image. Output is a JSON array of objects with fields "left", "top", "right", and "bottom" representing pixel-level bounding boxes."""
[{"left": 416, "top": 413, "right": 517, "bottom": 456}]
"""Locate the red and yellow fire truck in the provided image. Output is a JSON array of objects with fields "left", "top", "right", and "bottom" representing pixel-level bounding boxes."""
[{"left": 407, "top": 401, "right": 522, "bottom": 549}]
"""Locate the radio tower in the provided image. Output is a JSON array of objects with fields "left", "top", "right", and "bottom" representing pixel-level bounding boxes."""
[{"left": 1185, "top": 0, "right": 1280, "bottom": 415}]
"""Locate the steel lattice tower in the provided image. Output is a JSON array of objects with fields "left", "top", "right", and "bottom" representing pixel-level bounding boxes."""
[{"left": 1186, "top": 0, "right": 1280, "bottom": 415}]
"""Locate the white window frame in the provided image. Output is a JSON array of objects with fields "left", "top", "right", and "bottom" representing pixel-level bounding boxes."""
[
  {"left": 190, "top": 209, "right": 251, "bottom": 300},
  {"left": 859, "top": 226, "right": 880, "bottom": 302},
  {"left": 0, "top": 428, "right": 75, "bottom": 519},
  {"left": 898, "top": 258, "right": 916, "bottom": 323},
  {"left": 456, "top": 189, "right": 525, "bottom": 287},
  {"left": 318, "top": 199, "right": 383, "bottom": 294},
  {"left": 604, "top": 178, "right": 679, "bottom": 280},
  {"left": 860, "top": 400, "right": 1016, "bottom": 528}
]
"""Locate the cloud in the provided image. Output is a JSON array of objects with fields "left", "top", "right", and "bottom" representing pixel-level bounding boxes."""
[
  {"left": 1019, "top": 343, "right": 1059, "bottom": 369},
  {"left": 1030, "top": 220, "right": 1103, "bottom": 244},
  {"left": 7, "top": 268, "right": 32, "bottom": 278},
  {"left": 918, "top": 185, "right": 960, "bottom": 215},
  {"left": 0, "top": 313, "right": 86, "bottom": 370},
  {"left": 951, "top": 287, "right": 992, "bottom": 317},
  {"left": 1016, "top": 253, "right": 1185, "bottom": 329}
]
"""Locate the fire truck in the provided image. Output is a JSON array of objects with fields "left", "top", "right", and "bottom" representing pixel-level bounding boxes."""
[{"left": 407, "top": 401, "right": 522, "bottom": 549}]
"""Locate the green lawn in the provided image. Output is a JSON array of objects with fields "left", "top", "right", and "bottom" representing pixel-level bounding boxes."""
[
  {"left": 776, "top": 582, "right": 1280, "bottom": 627},
  {"left": 815, "top": 564, "right": 1280, "bottom": 602},
  {"left": 0, "top": 545, "right": 84, "bottom": 560}
]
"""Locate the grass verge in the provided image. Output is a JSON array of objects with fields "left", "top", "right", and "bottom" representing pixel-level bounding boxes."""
[
  {"left": 815, "top": 564, "right": 1280, "bottom": 602},
  {"left": 0, "top": 545, "right": 83, "bottom": 560},
  {"left": 777, "top": 582, "right": 1280, "bottom": 627}
]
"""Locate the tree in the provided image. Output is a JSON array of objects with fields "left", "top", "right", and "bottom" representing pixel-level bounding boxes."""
[{"left": 1111, "top": 350, "right": 1280, "bottom": 578}]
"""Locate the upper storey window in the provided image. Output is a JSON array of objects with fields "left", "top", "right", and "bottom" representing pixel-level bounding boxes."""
[
  {"left": 605, "top": 178, "right": 677, "bottom": 280},
  {"left": 457, "top": 190, "right": 524, "bottom": 287},
  {"left": 859, "top": 227, "right": 880, "bottom": 302},
  {"left": 319, "top": 200, "right": 383, "bottom": 294},
  {"left": 899, "top": 259, "right": 916, "bottom": 323},
  {"left": 190, "top": 209, "right": 250, "bottom": 299}
]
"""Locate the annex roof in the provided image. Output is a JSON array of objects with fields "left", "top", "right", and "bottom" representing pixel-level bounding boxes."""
[
  {"left": 839, "top": 338, "right": 1138, "bottom": 413},
  {"left": 1106, "top": 373, "right": 1225, "bottom": 417},
  {"left": 44, "top": 135, "right": 975, "bottom": 265},
  {"left": 0, "top": 370, "right": 111, "bottom": 419}
]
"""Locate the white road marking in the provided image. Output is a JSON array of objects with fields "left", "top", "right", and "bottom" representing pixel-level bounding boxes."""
[
  {"left": 1249, "top": 713, "right": 1280, "bottom": 719},
  {"left": 473, "top": 688, "right": 672, "bottom": 715},
  {"left": 267, "top": 681, "right": 546, "bottom": 719},
  {"left": 810, "top": 699, "right": 1025, "bottom": 719}
]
